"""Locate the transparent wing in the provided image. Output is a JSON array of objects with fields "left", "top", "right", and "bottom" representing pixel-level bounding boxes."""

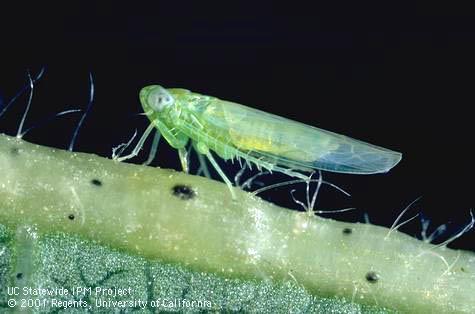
[{"left": 193, "top": 98, "right": 402, "bottom": 175}]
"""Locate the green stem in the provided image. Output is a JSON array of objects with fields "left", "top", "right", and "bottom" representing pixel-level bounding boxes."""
[{"left": 0, "top": 133, "right": 474, "bottom": 313}]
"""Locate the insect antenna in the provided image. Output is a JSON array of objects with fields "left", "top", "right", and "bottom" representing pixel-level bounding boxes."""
[
  {"left": 0, "top": 66, "right": 45, "bottom": 120},
  {"left": 69, "top": 72, "right": 94, "bottom": 151}
]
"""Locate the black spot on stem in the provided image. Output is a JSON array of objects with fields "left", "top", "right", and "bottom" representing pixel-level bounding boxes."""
[
  {"left": 91, "top": 179, "right": 102, "bottom": 186},
  {"left": 172, "top": 184, "right": 195, "bottom": 200},
  {"left": 68, "top": 214, "right": 75, "bottom": 220},
  {"left": 342, "top": 228, "right": 352, "bottom": 235},
  {"left": 365, "top": 271, "right": 379, "bottom": 283},
  {"left": 16, "top": 273, "right": 23, "bottom": 279}
]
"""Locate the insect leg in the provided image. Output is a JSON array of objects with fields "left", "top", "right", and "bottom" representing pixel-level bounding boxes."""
[
  {"left": 192, "top": 141, "right": 211, "bottom": 178},
  {"left": 152, "top": 119, "right": 189, "bottom": 172},
  {"left": 112, "top": 129, "right": 137, "bottom": 159},
  {"left": 178, "top": 147, "right": 190, "bottom": 173},
  {"left": 272, "top": 165, "right": 309, "bottom": 181},
  {"left": 116, "top": 123, "right": 155, "bottom": 162},
  {"left": 143, "top": 130, "right": 161, "bottom": 166},
  {"left": 207, "top": 151, "right": 237, "bottom": 199},
  {"left": 152, "top": 119, "right": 189, "bottom": 149},
  {"left": 195, "top": 141, "right": 236, "bottom": 199}
]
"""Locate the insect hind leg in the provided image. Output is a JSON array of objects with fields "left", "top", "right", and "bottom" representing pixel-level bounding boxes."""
[
  {"left": 178, "top": 146, "right": 190, "bottom": 173},
  {"left": 206, "top": 151, "right": 237, "bottom": 200},
  {"left": 246, "top": 155, "right": 308, "bottom": 181},
  {"left": 194, "top": 144, "right": 211, "bottom": 178},
  {"left": 271, "top": 165, "right": 309, "bottom": 181},
  {"left": 195, "top": 141, "right": 237, "bottom": 200}
]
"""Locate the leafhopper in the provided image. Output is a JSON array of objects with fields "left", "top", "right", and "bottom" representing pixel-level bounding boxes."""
[{"left": 133, "top": 85, "right": 401, "bottom": 198}]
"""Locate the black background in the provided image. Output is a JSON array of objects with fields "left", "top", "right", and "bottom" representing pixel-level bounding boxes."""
[{"left": 1, "top": 2, "right": 474, "bottom": 251}]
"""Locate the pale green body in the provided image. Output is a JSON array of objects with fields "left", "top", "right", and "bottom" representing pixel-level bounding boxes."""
[{"left": 140, "top": 85, "right": 402, "bottom": 179}]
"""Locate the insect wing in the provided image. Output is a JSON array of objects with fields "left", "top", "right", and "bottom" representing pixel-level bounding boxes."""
[{"left": 197, "top": 99, "right": 401, "bottom": 174}]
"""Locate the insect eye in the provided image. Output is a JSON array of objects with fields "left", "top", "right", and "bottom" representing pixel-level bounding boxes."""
[{"left": 148, "top": 90, "right": 174, "bottom": 112}]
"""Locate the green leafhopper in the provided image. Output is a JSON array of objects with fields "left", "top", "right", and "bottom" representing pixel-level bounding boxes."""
[{"left": 138, "top": 85, "right": 402, "bottom": 198}]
